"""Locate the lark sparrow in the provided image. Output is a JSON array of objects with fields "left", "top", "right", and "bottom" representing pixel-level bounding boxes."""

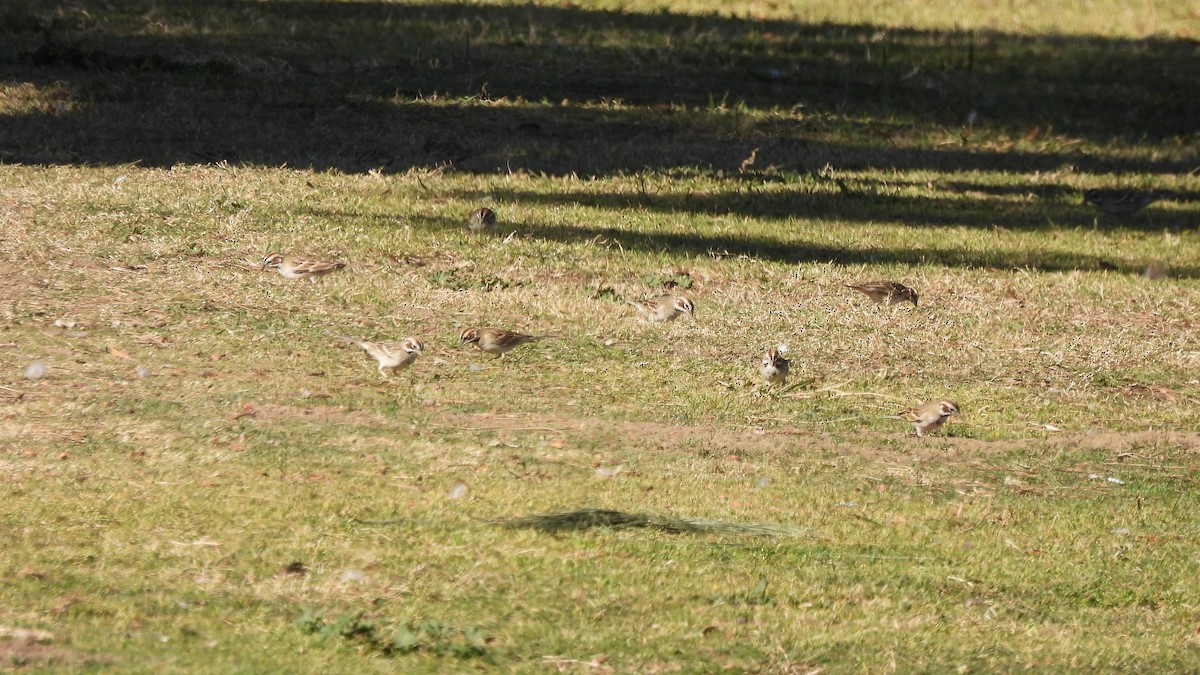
[
  {"left": 467, "top": 207, "right": 497, "bottom": 232},
  {"left": 759, "top": 345, "right": 789, "bottom": 386},
  {"left": 846, "top": 281, "right": 918, "bottom": 306},
  {"left": 339, "top": 336, "right": 424, "bottom": 378},
  {"left": 459, "top": 327, "right": 552, "bottom": 358},
  {"left": 1082, "top": 189, "right": 1158, "bottom": 215},
  {"left": 627, "top": 295, "right": 695, "bottom": 322},
  {"left": 262, "top": 253, "right": 346, "bottom": 282},
  {"left": 895, "top": 400, "right": 959, "bottom": 437}
]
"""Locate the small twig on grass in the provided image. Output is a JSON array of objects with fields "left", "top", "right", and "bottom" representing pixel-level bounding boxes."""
[
  {"left": 41, "top": 430, "right": 87, "bottom": 444},
  {"left": 846, "top": 513, "right": 883, "bottom": 527},
  {"left": 795, "top": 415, "right": 872, "bottom": 425},
  {"left": 351, "top": 515, "right": 457, "bottom": 526},
  {"left": 783, "top": 381, "right": 904, "bottom": 402},
  {"left": 352, "top": 517, "right": 406, "bottom": 525},
  {"left": 425, "top": 421, "right": 569, "bottom": 434},
  {"left": 846, "top": 553, "right": 935, "bottom": 561},
  {"left": 1102, "top": 461, "right": 1184, "bottom": 470}
]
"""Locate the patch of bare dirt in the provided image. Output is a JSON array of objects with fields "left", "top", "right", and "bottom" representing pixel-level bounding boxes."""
[
  {"left": 926, "top": 430, "right": 1200, "bottom": 456},
  {"left": 0, "top": 639, "right": 109, "bottom": 670}
]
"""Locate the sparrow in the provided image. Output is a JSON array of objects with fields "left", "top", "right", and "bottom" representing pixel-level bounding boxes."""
[
  {"left": 262, "top": 253, "right": 346, "bottom": 282},
  {"left": 759, "top": 345, "right": 789, "bottom": 386},
  {"left": 627, "top": 295, "right": 695, "bottom": 322},
  {"left": 1082, "top": 189, "right": 1158, "bottom": 215},
  {"left": 846, "top": 281, "right": 918, "bottom": 306},
  {"left": 893, "top": 400, "right": 959, "bottom": 437},
  {"left": 338, "top": 336, "right": 424, "bottom": 378},
  {"left": 459, "top": 327, "right": 553, "bottom": 358},
  {"left": 467, "top": 207, "right": 497, "bottom": 232}
]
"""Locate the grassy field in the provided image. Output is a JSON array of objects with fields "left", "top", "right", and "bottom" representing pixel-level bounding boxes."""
[{"left": 2, "top": 0, "right": 1200, "bottom": 671}]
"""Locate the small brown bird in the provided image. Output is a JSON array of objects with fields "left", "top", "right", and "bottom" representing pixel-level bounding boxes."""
[
  {"left": 1082, "top": 189, "right": 1158, "bottom": 216},
  {"left": 262, "top": 253, "right": 346, "bottom": 282},
  {"left": 894, "top": 400, "right": 959, "bottom": 437},
  {"left": 467, "top": 207, "right": 497, "bottom": 232},
  {"left": 758, "top": 345, "right": 789, "bottom": 386},
  {"left": 846, "top": 281, "right": 919, "bottom": 306},
  {"left": 459, "top": 327, "right": 553, "bottom": 358},
  {"left": 627, "top": 295, "right": 695, "bottom": 322},
  {"left": 339, "top": 336, "right": 424, "bottom": 379}
]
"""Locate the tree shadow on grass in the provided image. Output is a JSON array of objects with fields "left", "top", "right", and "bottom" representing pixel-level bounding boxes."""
[
  {"left": 303, "top": 208, "right": 1200, "bottom": 279},
  {"left": 0, "top": 0, "right": 1196, "bottom": 176},
  {"left": 512, "top": 221, "right": 1199, "bottom": 279},
  {"left": 487, "top": 184, "right": 1196, "bottom": 232}
]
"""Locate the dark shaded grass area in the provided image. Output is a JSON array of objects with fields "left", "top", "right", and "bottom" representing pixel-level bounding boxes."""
[
  {"left": 301, "top": 205, "right": 1200, "bottom": 278},
  {"left": 1, "top": 0, "right": 1197, "bottom": 176},
  {"left": 1, "top": 0, "right": 1196, "bottom": 279}
]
